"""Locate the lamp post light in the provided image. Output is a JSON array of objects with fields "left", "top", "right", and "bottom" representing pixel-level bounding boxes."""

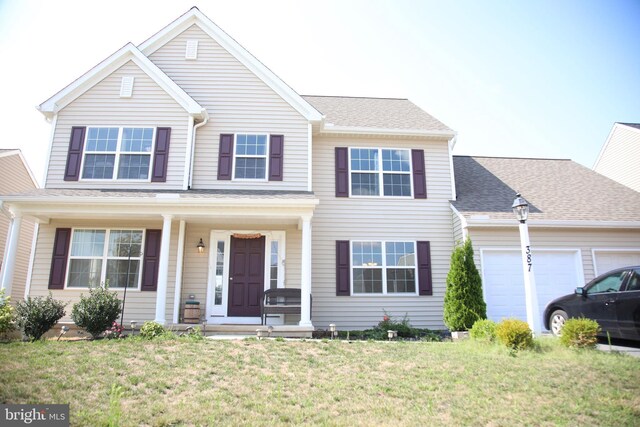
[
  {"left": 512, "top": 193, "right": 542, "bottom": 335},
  {"left": 329, "top": 323, "right": 336, "bottom": 340},
  {"left": 130, "top": 320, "right": 137, "bottom": 336}
]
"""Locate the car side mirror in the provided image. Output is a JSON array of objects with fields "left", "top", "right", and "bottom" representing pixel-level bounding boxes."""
[{"left": 575, "top": 287, "right": 585, "bottom": 296}]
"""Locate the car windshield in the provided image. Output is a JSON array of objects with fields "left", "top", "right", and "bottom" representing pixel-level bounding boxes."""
[{"left": 587, "top": 271, "right": 626, "bottom": 294}]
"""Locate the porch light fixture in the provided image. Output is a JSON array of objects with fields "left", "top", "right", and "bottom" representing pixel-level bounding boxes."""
[
  {"left": 511, "top": 193, "right": 529, "bottom": 223},
  {"left": 197, "top": 238, "right": 206, "bottom": 254},
  {"left": 130, "top": 320, "right": 137, "bottom": 335},
  {"left": 512, "top": 192, "right": 541, "bottom": 335},
  {"left": 329, "top": 323, "right": 336, "bottom": 340}
]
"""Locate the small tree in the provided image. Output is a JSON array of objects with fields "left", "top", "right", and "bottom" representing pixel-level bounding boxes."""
[
  {"left": 443, "top": 237, "right": 486, "bottom": 331},
  {"left": 15, "top": 294, "right": 66, "bottom": 341},
  {"left": 72, "top": 284, "right": 122, "bottom": 339}
]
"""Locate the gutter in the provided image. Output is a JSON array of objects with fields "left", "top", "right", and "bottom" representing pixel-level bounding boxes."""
[
  {"left": 188, "top": 110, "right": 209, "bottom": 189},
  {"left": 462, "top": 217, "right": 640, "bottom": 229}
]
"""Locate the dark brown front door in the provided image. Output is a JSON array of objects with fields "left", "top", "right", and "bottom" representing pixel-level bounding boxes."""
[{"left": 228, "top": 236, "right": 265, "bottom": 317}]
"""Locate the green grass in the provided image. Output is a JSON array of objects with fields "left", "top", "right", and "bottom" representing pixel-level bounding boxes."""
[{"left": 0, "top": 337, "right": 638, "bottom": 426}]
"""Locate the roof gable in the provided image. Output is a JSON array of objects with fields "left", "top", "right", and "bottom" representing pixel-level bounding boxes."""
[
  {"left": 38, "top": 43, "right": 205, "bottom": 121},
  {"left": 138, "top": 7, "right": 322, "bottom": 122},
  {"left": 593, "top": 122, "right": 640, "bottom": 169},
  {"left": 0, "top": 149, "right": 39, "bottom": 189}
]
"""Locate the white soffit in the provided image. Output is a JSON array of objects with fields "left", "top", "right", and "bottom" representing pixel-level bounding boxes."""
[{"left": 138, "top": 7, "right": 323, "bottom": 123}]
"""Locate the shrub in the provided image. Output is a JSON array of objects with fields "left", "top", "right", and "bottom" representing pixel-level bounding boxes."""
[
  {"left": 376, "top": 312, "right": 413, "bottom": 337},
  {"left": 0, "top": 289, "right": 16, "bottom": 336},
  {"left": 71, "top": 284, "right": 122, "bottom": 339},
  {"left": 104, "top": 322, "right": 125, "bottom": 340},
  {"left": 443, "top": 238, "right": 487, "bottom": 331},
  {"left": 15, "top": 294, "right": 66, "bottom": 341},
  {"left": 180, "top": 326, "right": 204, "bottom": 342},
  {"left": 559, "top": 318, "right": 600, "bottom": 349},
  {"left": 469, "top": 319, "right": 497, "bottom": 341},
  {"left": 495, "top": 319, "right": 534, "bottom": 350},
  {"left": 140, "top": 321, "right": 166, "bottom": 339}
]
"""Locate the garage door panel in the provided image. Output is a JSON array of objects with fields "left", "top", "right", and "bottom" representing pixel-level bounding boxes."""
[
  {"left": 483, "top": 250, "right": 581, "bottom": 326},
  {"left": 594, "top": 252, "right": 640, "bottom": 276}
]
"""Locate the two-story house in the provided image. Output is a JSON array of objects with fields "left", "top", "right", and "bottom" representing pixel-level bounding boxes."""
[{"left": 0, "top": 8, "right": 456, "bottom": 335}]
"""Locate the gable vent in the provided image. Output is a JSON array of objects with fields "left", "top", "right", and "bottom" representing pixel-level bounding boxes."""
[
  {"left": 185, "top": 40, "right": 198, "bottom": 60},
  {"left": 120, "top": 76, "right": 134, "bottom": 98}
]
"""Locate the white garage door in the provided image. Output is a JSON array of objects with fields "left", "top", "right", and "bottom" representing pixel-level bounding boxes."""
[
  {"left": 593, "top": 251, "right": 640, "bottom": 276},
  {"left": 482, "top": 250, "right": 582, "bottom": 325}
]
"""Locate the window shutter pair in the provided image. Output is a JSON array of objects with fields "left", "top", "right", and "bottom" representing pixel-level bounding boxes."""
[
  {"left": 334, "top": 147, "right": 427, "bottom": 198},
  {"left": 48, "top": 228, "right": 162, "bottom": 291},
  {"left": 217, "top": 134, "right": 284, "bottom": 181},
  {"left": 63, "top": 127, "right": 171, "bottom": 182},
  {"left": 335, "top": 240, "right": 432, "bottom": 296}
]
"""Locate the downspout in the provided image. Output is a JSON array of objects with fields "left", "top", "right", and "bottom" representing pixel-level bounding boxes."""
[{"left": 188, "top": 110, "right": 209, "bottom": 189}]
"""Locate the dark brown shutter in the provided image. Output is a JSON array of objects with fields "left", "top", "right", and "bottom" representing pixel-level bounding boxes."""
[
  {"left": 417, "top": 241, "right": 432, "bottom": 296},
  {"left": 151, "top": 127, "right": 171, "bottom": 182},
  {"left": 141, "top": 229, "right": 162, "bottom": 291},
  {"left": 48, "top": 228, "right": 72, "bottom": 289},
  {"left": 335, "top": 147, "right": 349, "bottom": 197},
  {"left": 412, "top": 149, "right": 427, "bottom": 199},
  {"left": 64, "top": 127, "right": 86, "bottom": 181},
  {"left": 268, "top": 135, "right": 284, "bottom": 181},
  {"left": 336, "top": 240, "right": 351, "bottom": 296},
  {"left": 217, "top": 134, "right": 234, "bottom": 180}
]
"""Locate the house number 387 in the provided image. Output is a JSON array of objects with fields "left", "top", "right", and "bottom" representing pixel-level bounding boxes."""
[{"left": 525, "top": 246, "right": 532, "bottom": 272}]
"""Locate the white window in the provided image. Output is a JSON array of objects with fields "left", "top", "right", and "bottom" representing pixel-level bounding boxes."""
[
  {"left": 82, "top": 127, "right": 154, "bottom": 180},
  {"left": 233, "top": 134, "right": 268, "bottom": 180},
  {"left": 67, "top": 229, "right": 144, "bottom": 289},
  {"left": 350, "top": 148, "right": 412, "bottom": 197},
  {"left": 351, "top": 241, "right": 416, "bottom": 295}
]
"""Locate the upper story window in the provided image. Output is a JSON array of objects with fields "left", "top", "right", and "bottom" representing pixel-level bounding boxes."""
[
  {"left": 67, "top": 229, "right": 143, "bottom": 289},
  {"left": 233, "top": 134, "right": 268, "bottom": 180},
  {"left": 351, "top": 241, "right": 416, "bottom": 295},
  {"left": 82, "top": 127, "right": 155, "bottom": 180},
  {"left": 350, "top": 148, "right": 412, "bottom": 197}
]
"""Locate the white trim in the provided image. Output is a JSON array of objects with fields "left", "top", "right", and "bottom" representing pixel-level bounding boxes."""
[
  {"left": 172, "top": 220, "right": 186, "bottom": 324},
  {"left": 205, "top": 230, "right": 286, "bottom": 324},
  {"left": 64, "top": 228, "right": 146, "bottom": 291},
  {"left": 138, "top": 8, "right": 322, "bottom": 122},
  {"left": 449, "top": 204, "right": 469, "bottom": 242},
  {"left": 591, "top": 248, "right": 640, "bottom": 277},
  {"left": 38, "top": 43, "right": 205, "bottom": 120},
  {"left": 448, "top": 136, "right": 457, "bottom": 200},
  {"left": 184, "top": 116, "right": 195, "bottom": 190},
  {"left": 232, "top": 133, "right": 270, "bottom": 181},
  {"left": 307, "top": 123, "right": 313, "bottom": 192},
  {"left": 188, "top": 111, "right": 210, "bottom": 189},
  {"left": 461, "top": 218, "right": 640, "bottom": 229},
  {"left": 349, "top": 240, "right": 419, "bottom": 296},
  {"left": 0, "top": 213, "right": 22, "bottom": 295},
  {"left": 43, "top": 114, "right": 58, "bottom": 187},
  {"left": 348, "top": 147, "right": 414, "bottom": 198},
  {"left": 24, "top": 221, "right": 39, "bottom": 299},
  {"left": 320, "top": 125, "right": 456, "bottom": 139}
]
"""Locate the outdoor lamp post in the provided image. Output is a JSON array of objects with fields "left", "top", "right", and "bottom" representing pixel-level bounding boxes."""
[{"left": 512, "top": 193, "right": 542, "bottom": 335}]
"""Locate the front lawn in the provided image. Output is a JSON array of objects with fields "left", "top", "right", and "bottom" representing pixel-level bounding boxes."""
[{"left": 1, "top": 337, "right": 638, "bottom": 426}]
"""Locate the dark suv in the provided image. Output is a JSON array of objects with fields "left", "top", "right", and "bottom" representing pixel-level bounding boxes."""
[{"left": 543, "top": 266, "right": 640, "bottom": 341}]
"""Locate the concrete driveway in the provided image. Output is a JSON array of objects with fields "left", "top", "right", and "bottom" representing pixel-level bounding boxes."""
[{"left": 596, "top": 339, "right": 640, "bottom": 358}]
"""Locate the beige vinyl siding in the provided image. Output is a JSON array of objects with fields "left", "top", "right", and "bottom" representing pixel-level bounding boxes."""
[
  {"left": 148, "top": 25, "right": 309, "bottom": 191},
  {"left": 29, "top": 219, "right": 180, "bottom": 324},
  {"left": 452, "top": 211, "right": 464, "bottom": 245},
  {"left": 311, "top": 136, "right": 455, "bottom": 330},
  {"left": 47, "top": 61, "right": 189, "bottom": 190},
  {"left": 180, "top": 224, "right": 301, "bottom": 321},
  {"left": 0, "top": 153, "right": 38, "bottom": 302},
  {"left": 467, "top": 226, "right": 640, "bottom": 284},
  {"left": 594, "top": 125, "right": 640, "bottom": 192}
]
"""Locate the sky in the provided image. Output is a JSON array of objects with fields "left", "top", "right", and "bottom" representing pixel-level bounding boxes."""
[{"left": 0, "top": 0, "right": 638, "bottom": 186}]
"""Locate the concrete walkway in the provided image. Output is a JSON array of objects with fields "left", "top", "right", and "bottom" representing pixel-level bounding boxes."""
[{"left": 596, "top": 343, "right": 640, "bottom": 358}]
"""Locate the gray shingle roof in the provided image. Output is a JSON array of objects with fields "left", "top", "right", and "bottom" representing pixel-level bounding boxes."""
[
  {"left": 452, "top": 156, "right": 640, "bottom": 222},
  {"left": 302, "top": 95, "right": 452, "bottom": 132}
]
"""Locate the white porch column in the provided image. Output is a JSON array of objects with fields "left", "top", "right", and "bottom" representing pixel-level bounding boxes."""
[
  {"left": 0, "top": 211, "right": 23, "bottom": 295},
  {"left": 155, "top": 215, "right": 173, "bottom": 324},
  {"left": 299, "top": 215, "right": 312, "bottom": 327},
  {"left": 172, "top": 220, "right": 186, "bottom": 324}
]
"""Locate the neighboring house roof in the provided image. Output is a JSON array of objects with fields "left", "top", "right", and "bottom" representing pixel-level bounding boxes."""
[
  {"left": 592, "top": 122, "right": 640, "bottom": 192},
  {"left": 303, "top": 95, "right": 454, "bottom": 136},
  {"left": 618, "top": 123, "right": 640, "bottom": 130},
  {"left": 38, "top": 43, "right": 205, "bottom": 121},
  {"left": 138, "top": 7, "right": 322, "bottom": 122},
  {"left": 451, "top": 156, "right": 640, "bottom": 224}
]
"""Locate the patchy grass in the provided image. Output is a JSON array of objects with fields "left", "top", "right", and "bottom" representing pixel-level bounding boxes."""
[{"left": 0, "top": 337, "right": 639, "bottom": 426}]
